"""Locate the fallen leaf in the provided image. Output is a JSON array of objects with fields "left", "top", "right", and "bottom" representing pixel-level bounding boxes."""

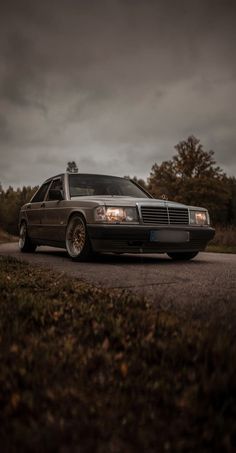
[
  {"left": 102, "top": 337, "right": 110, "bottom": 351},
  {"left": 11, "top": 393, "right": 20, "bottom": 409},
  {"left": 120, "top": 362, "right": 128, "bottom": 378},
  {"left": 115, "top": 352, "right": 124, "bottom": 361},
  {"left": 145, "top": 331, "right": 154, "bottom": 342},
  {"left": 10, "top": 344, "right": 19, "bottom": 353},
  {"left": 46, "top": 412, "right": 54, "bottom": 424}
]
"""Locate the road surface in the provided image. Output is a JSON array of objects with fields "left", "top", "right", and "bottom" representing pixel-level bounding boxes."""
[{"left": 1, "top": 243, "right": 236, "bottom": 314}]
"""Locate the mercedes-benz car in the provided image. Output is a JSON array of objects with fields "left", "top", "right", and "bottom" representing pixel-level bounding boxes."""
[{"left": 19, "top": 173, "right": 215, "bottom": 261}]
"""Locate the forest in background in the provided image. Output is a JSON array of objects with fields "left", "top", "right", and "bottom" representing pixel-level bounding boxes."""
[{"left": 0, "top": 136, "right": 236, "bottom": 235}]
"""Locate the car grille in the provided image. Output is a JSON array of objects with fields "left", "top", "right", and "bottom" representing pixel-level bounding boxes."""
[{"left": 140, "top": 206, "right": 189, "bottom": 225}]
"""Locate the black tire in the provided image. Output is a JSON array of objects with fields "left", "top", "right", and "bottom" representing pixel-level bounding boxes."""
[
  {"left": 19, "top": 222, "right": 37, "bottom": 253},
  {"left": 167, "top": 251, "right": 199, "bottom": 261},
  {"left": 65, "top": 215, "right": 92, "bottom": 261}
]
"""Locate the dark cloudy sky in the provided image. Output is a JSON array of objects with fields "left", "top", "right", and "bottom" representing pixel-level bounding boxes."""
[{"left": 0, "top": 0, "right": 235, "bottom": 187}]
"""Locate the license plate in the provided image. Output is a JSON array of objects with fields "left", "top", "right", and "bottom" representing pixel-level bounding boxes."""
[{"left": 150, "top": 230, "right": 190, "bottom": 243}]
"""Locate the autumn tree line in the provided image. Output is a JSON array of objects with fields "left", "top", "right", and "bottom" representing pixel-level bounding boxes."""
[
  {"left": 134, "top": 136, "right": 236, "bottom": 226},
  {"left": 0, "top": 136, "right": 236, "bottom": 235}
]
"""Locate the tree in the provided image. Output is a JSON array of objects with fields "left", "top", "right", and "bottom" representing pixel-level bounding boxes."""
[
  {"left": 124, "top": 175, "right": 148, "bottom": 191},
  {"left": 148, "top": 136, "right": 230, "bottom": 224},
  {"left": 0, "top": 185, "right": 38, "bottom": 235},
  {"left": 66, "top": 161, "right": 78, "bottom": 173},
  {"left": 132, "top": 176, "right": 148, "bottom": 191},
  {"left": 226, "top": 177, "right": 236, "bottom": 225}
]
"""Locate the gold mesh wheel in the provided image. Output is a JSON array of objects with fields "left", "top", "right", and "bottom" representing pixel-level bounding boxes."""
[{"left": 66, "top": 215, "right": 91, "bottom": 260}]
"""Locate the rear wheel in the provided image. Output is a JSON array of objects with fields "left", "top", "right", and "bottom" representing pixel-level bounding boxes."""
[
  {"left": 19, "top": 222, "right": 37, "bottom": 253},
  {"left": 65, "top": 215, "right": 92, "bottom": 261},
  {"left": 167, "top": 252, "right": 199, "bottom": 261}
]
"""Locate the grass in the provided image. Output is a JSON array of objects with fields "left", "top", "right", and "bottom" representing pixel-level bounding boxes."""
[
  {"left": 0, "top": 228, "right": 17, "bottom": 243},
  {"left": 0, "top": 257, "right": 236, "bottom": 452},
  {"left": 206, "top": 244, "right": 236, "bottom": 254},
  {"left": 206, "top": 225, "right": 236, "bottom": 254}
]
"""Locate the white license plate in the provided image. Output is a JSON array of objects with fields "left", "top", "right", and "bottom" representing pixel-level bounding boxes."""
[{"left": 150, "top": 230, "right": 190, "bottom": 243}]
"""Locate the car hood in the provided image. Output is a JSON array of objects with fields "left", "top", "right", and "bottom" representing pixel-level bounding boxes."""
[{"left": 71, "top": 196, "right": 190, "bottom": 209}]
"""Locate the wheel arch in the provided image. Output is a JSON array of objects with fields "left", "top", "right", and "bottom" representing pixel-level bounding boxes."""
[
  {"left": 66, "top": 210, "right": 87, "bottom": 227},
  {"left": 19, "top": 215, "right": 28, "bottom": 231}
]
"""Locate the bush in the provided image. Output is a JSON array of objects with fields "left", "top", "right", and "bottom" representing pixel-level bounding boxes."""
[{"left": 210, "top": 226, "right": 236, "bottom": 246}]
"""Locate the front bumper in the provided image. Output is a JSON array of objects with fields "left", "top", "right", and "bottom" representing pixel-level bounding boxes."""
[{"left": 87, "top": 224, "right": 215, "bottom": 253}]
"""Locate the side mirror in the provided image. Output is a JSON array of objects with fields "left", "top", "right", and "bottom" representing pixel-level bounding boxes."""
[{"left": 48, "top": 189, "right": 63, "bottom": 201}]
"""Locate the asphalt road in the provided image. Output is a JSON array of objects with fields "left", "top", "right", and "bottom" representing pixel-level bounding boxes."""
[{"left": 1, "top": 242, "right": 236, "bottom": 315}]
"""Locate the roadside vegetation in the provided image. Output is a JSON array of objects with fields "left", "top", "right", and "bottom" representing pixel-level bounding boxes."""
[
  {"left": 0, "top": 227, "right": 17, "bottom": 244},
  {"left": 207, "top": 225, "right": 236, "bottom": 253},
  {"left": 0, "top": 256, "right": 236, "bottom": 452}
]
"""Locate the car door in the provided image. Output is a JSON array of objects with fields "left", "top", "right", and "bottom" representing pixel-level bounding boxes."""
[
  {"left": 41, "top": 177, "right": 67, "bottom": 242},
  {"left": 26, "top": 181, "right": 51, "bottom": 239}
]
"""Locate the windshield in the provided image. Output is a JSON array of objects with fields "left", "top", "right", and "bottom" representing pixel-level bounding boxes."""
[{"left": 69, "top": 174, "right": 150, "bottom": 198}]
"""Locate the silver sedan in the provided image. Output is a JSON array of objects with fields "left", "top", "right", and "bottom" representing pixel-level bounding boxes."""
[{"left": 19, "top": 173, "right": 215, "bottom": 261}]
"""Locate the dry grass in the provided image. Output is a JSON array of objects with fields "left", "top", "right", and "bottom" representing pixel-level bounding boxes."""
[
  {"left": 0, "top": 256, "right": 236, "bottom": 452},
  {"left": 206, "top": 226, "right": 236, "bottom": 253},
  {"left": 0, "top": 228, "right": 17, "bottom": 243},
  {"left": 211, "top": 226, "right": 236, "bottom": 246}
]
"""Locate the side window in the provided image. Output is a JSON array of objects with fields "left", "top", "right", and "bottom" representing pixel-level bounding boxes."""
[
  {"left": 50, "top": 179, "right": 63, "bottom": 191},
  {"left": 47, "top": 178, "right": 63, "bottom": 200},
  {"left": 31, "top": 182, "right": 51, "bottom": 203}
]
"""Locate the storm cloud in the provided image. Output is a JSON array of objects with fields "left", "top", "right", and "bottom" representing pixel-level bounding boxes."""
[{"left": 0, "top": 0, "right": 235, "bottom": 187}]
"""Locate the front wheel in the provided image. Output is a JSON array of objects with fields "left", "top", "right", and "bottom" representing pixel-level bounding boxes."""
[
  {"left": 167, "top": 252, "right": 199, "bottom": 261},
  {"left": 65, "top": 215, "right": 92, "bottom": 261},
  {"left": 19, "top": 222, "right": 37, "bottom": 253}
]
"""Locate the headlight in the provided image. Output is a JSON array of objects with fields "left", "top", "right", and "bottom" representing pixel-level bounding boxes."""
[
  {"left": 95, "top": 206, "right": 138, "bottom": 223},
  {"left": 190, "top": 210, "right": 210, "bottom": 226}
]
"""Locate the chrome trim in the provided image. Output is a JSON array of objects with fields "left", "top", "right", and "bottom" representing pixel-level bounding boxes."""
[
  {"left": 136, "top": 203, "right": 143, "bottom": 224},
  {"left": 166, "top": 201, "right": 170, "bottom": 224},
  {"left": 64, "top": 172, "right": 70, "bottom": 200},
  {"left": 139, "top": 203, "right": 190, "bottom": 225}
]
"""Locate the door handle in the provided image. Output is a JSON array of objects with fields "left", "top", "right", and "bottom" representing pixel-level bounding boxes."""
[
  {"left": 41, "top": 203, "right": 45, "bottom": 208},
  {"left": 26, "top": 205, "right": 31, "bottom": 209}
]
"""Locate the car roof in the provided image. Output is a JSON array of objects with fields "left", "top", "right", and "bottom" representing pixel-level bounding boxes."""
[
  {"left": 67, "top": 173, "right": 127, "bottom": 179},
  {"left": 44, "top": 173, "right": 127, "bottom": 183},
  {"left": 44, "top": 173, "right": 64, "bottom": 183}
]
